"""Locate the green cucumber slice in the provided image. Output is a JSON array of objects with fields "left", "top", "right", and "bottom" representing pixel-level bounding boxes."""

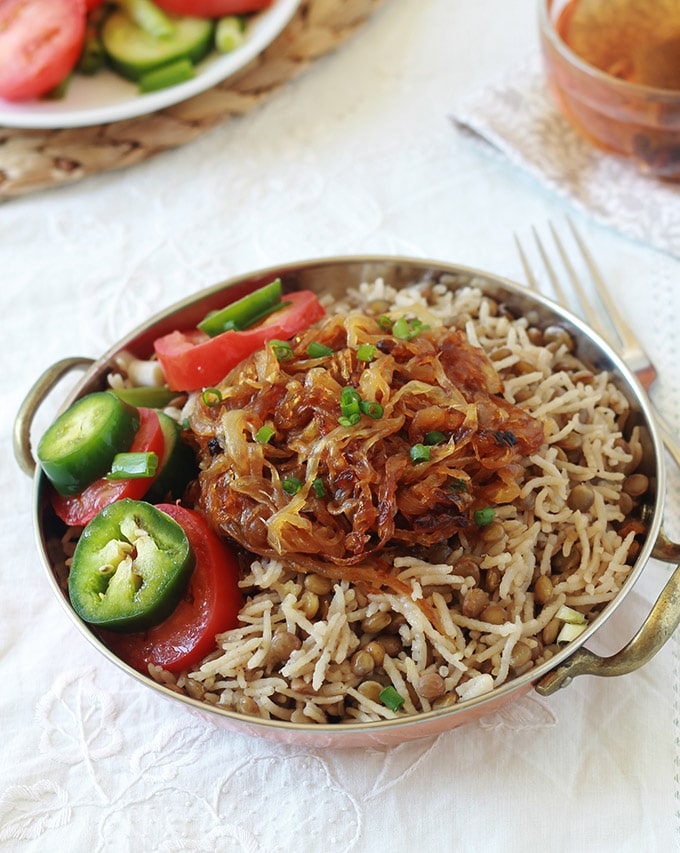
[
  {"left": 37, "top": 392, "right": 140, "bottom": 497},
  {"left": 101, "top": 10, "right": 215, "bottom": 81},
  {"left": 146, "top": 411, "right": 198, "bottom": 502}
]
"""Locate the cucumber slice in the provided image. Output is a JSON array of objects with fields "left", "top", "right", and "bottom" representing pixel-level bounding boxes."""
[
  {"left": 37, "top": 392, "right": 140, "bottom": 496},
  {"left": 146, "top": 411, "right": 197, "bottom": 503},
  {"left": 101, "top": 10, "right": 215, "bottom": 81}
]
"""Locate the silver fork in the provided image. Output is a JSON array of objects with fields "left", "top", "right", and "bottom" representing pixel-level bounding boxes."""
[{"left": 515, "top": 219, "right": 680, "bottom": 469}]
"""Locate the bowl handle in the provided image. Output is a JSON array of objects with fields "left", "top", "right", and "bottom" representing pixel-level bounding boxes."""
[
  {"left": 536, "top": 559, "right": 680, "bottom": 695},
  {"left": 14, "top": 357, "right": 94, "bottom": 477}
]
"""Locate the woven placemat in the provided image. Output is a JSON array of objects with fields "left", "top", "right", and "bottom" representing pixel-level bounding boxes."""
[{"left": 0, "top": 0, "right": 384, "bottom": 199}]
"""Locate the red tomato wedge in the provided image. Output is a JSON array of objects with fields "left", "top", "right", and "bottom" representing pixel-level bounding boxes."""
[
  {"left": 154, "top": 0, "right": 272, "bottom": 16},
  {"left": 51, "top": 408, "right": 165, "bottom": 527},
  {"left": 0, "top": 0, "right": 87, "bottom": 102},
  {"left": 99, "top": 503, "right": 242, "bottom": 674},
  {"left": 154, "top": 289, "right": 326, "bottom": 391}
]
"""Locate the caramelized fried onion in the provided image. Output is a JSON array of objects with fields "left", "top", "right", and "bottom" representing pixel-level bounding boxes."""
[{"left": 188, "top": 311, "right": 545, "bottom": 567}]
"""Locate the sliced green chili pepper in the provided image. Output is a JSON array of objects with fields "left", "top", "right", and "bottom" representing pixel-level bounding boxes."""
[
  {"left": 201, "top": 387, "right": 222, "bottom": 407},
  {"left": 68, "top": 498, "right": 195, "bottom": 632},
  {"left": 110, "top": 385, "right": 178, "bottom": 408},
  {"left": 37, "top": 392, "right": 140, "bottom": 496},
  {"left": 198, "top": 279, "right": 284, "bottom": 337}
]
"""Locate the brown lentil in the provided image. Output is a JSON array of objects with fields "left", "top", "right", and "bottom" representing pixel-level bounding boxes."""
[
  {"left": 351, "top": 650, "right": 375, "bottom": 677},
  {"left": 268, "top": 631, "right": 301, "bottom": 663},
  {"left": 375, "top": 634, "right": 403, "bottom": 657},
  {"left": 361, "top": 610, "right": 392, "bottom": 634},
  {"left": 567, "top": 483, "right": 595, "bottom": 512},
  {"left": 363, "top": 641, "right": 386, "bottom": 666},
  {"left": 462, "top": 587, "right": 490, "bottom": 618},
  {"left": 417, "top": 671, "right": 447, "bottom": 701},
  {"left": 533, "top": 574, "right": 554, "bottom": 605},
  {"left": 304, "top": 573, "right": 334, "bottom": 595},
  {"left": 623, "top": 473, "right": 649, "bottom": 497},
  {"left": 235, "top": 696, "right": 260, "bottom": 716},
  {"left": 357, "top": 680, "right": 383, "bottom": 703},
  {"left": 480, "top": 604, "right": 507, "bottom": 625}
]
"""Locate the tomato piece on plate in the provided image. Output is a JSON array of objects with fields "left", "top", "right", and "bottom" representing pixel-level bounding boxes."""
[
  {"left": 99, "top": 503, "right": 243, "bottom": 674},
  {"left": 51, "top": 407, "right": 165, "bottom": 527},
  {"left": 153, "top": 289, "right": 326, "bottom": 391},
  {"left": 0, "top": 0, "right": 87, "bottom": 102},
  {"left": 154, "top": 0, "right": 272, "bottom": 17}
]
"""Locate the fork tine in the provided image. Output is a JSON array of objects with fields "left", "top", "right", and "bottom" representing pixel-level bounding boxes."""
[
  {"left": 528, "top": 226, "right": 571, "bottom": 307},
  {"left": 566, "top": 217, "right": 636, "bottom": 351},
  {"left": 547, "top": 221, "right": 609, "bottom": 341},
  {"left": 514, "top": 234, "right": 538, "bottom": 289}
]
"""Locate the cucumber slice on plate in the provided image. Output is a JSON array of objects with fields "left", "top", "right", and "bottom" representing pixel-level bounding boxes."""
[{"left": 101, "top": 11, "right": 215, "bottom": 81}]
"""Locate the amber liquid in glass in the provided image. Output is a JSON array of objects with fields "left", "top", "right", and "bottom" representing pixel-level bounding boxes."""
[{"left": 557, "top": 0, "right": 680, "bottom": 90}]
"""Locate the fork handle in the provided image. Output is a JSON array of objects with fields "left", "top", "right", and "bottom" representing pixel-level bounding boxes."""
[{"left": 649, "top": 403, "right": 680, "bottom": 470}]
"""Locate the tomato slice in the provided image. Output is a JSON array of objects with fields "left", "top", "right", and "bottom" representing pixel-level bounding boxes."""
[
  {"left": 0, "top": 0, "right": 87, "bottom": 102},
  {"left": 154, "top": 289, "right": 326, "bottom": 391},
  {"left": 99, "top": 503, "right": 242, "bottom": 674},
  {"left": 51, "top": 408, "right": 165, "bottom": 527},
  {"left": 154, "top": 0, "right": 272, "bottom": 17}
]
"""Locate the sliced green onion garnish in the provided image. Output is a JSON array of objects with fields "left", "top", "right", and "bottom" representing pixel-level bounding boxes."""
[
  {"left": 473, "top": 507, "right": 496, "bottom": 526},
  {"left": 201, "top": 388, "right": 222, "bottom": 407},
  {"left": 392, "top": 316, "right": 429, "bottom": 341},
  {"left": 312, "top": 477, "right": 326, "bottom": 497},
  {"left": 357, "top": 343, "right": 377, "bottom": 362},
  {"left": 359, "top": 400, "right": 384, "bottom": 419},
  {"left": 215, "top": 15, "right": 246, "bottom": 53},
  {"left": 338, "top": 413, "right": 361, "bottom": 427},
  {"left": 340, "top": 386, "right": 361, "bottom": 418},
  {"left": 256, "top": 425, "right": 275, "bottom": 444},
  {"left": 270, "top": 340, "right": 295, "bottom": 361},
  {"left": 555, "top": 604, "right": 587, "bottom": 624},
  {"left": 282, "top": 476, "right": 303, "bottom": 495},
  {"left": 306, "top": 341, "right": 334, "bottom": 358},
  {"left": 449, "top": 478, "right": 468, "bottom": 493},
  {"left": 138, "top": 58, "right": 194, "bottom": 94},
  {"left": 409, "top": 443, "right": 431, "bottom": 464},
  {"left": 106, "top": 451, "right": 158, "bottom": 480},
  {"left": 379, "top": 686, "right": 405, "bottom": 712},
  {"left": 378, "top": 315, "right": 392, "bottom": 331},
  {"left": 424, "top": 430, "right": 447, "bottom": 445}
]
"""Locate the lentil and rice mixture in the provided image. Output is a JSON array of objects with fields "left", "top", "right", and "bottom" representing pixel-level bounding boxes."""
[{"left": 114, "top": 278, "right": 648, "bottom": 724}]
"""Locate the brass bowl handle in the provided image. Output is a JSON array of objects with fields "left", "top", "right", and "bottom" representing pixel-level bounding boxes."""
[
  {"left": 14, "top": 357, "right": 94, "bottom": 477},
  {"left": 537, "top": 561, "right": 680, "bottom": 695}
]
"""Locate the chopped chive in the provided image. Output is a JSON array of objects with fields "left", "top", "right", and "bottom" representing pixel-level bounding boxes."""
[
  {"left": 379, "top": 685, "right": 405, "bottom": 712},
  {"left": 256, "top": 425, "right": 275, "bottom": 444},
  {"left": 392, "top": 316, "right": 429, "bottom": 341},
  {"left": 201, "top": 387, "right": 222, "bottom": 407},
  {"left": 359, "top": 400, "right": 384, "bottom": 419},
  {"left": 270, "top": 340, "right": 295, "bottom": 361},
  {"left": 378, "top": 315, "right": 392, "bottom": 331},
  {"left": 409, "top": 443, "right": 431, "bottom": 464},
  {"left": 424, "top": 430, "right": 447, "bottom": 445},
  {"left": 473, "top": 507, "right": 496, "bottom": 526},
  {"left": 138, "top": 58, "right": 194, "bottom": 94},
  {"left": 338, "top": 413, "right": 361, "bottom": 427},
  {"left": 306, "top": 341, "right": 334, "bottom": 358},
  {"left": 282, "top": 476, "right": 302, "bottom": 495},
  {"left": 106, "top": 452, "right": 158, "bottom": 480},
  {"left": 357, "top": 343, "right": 377, "bottom": 362},
  {"left": 312, "top": 477, "right": 326, "bottom": 497},
  {"left": 215, "top": 15, "right": 246, "bottom": 53}
]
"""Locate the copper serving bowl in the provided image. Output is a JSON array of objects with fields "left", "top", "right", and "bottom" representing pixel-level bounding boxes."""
[{"left": 14, "top": 256, "right": 680, "bottom": 747}]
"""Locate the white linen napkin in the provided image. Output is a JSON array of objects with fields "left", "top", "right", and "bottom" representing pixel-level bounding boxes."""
[{"left": 451, "top": 57, "right": 680, "bottom": 258}]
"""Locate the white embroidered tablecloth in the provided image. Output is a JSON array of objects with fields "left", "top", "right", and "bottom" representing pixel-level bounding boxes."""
[{"left": 2, "top": 1, "right": 680, "bottom": 850}]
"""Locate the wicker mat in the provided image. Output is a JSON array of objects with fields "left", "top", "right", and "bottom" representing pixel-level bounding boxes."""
[{"left": 0, "top": 0, "right": 384, "bottom": 200}]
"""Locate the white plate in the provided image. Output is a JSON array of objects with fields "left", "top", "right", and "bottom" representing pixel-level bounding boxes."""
[{"left": 0, "top": 0, "right": 300, "bottom": 129}]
